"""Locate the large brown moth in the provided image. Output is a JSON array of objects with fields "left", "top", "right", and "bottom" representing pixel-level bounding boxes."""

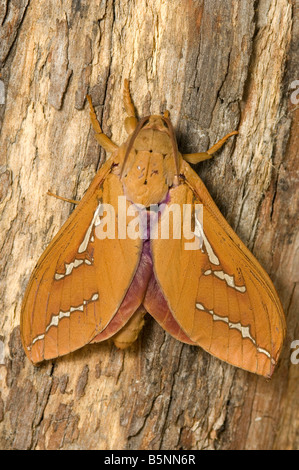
[{"left": 20, "top": 80, "right": 286, "bottom": 377}]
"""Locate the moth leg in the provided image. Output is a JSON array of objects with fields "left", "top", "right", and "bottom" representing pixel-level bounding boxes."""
[
  {"left": 123, "top": 79, "right": 138, "bottom": 134},
  {"left": 183, "top": 130, "right": 238, "bottom": 164},
  {"left": 47, "top": 191, "right": 79, "bottom": 205},
  {"left": 86, "top": 95, "right": 118, "bottom": 153}
]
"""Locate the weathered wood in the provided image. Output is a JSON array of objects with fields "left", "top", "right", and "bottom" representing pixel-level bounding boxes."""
[{"left": 0, "top": 0, "right": 297, "bottom": 450}]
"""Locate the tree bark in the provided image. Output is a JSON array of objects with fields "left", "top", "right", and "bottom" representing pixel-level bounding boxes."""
[{"left": 0, "top": 0, "right": 298, "bottom": 450}]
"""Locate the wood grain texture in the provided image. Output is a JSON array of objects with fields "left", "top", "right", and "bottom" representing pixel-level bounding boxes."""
[{"left": 0, "top": 0, "right": 297, "bottom": 450}]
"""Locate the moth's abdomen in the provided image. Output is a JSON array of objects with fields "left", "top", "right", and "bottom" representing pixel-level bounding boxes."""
[{"left": 111, "top": 306, "right": 147, "bottom": 349}]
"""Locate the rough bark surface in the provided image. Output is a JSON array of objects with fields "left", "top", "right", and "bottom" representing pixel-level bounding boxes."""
[{"left": 0, "top": 0, "right": 298, "bottom": 450}]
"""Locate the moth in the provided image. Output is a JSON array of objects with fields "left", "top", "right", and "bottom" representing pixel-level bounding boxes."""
[{"left": 20, "top": 80, "right": 286, "bottom": 377}]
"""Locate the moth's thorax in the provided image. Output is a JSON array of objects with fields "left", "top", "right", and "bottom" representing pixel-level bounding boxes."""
[{"left": 120, "top": 121, "right": 179, "bottom": 207}]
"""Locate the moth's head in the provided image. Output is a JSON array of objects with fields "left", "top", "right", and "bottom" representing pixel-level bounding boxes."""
[
  {"left": 142, "top": 115, "right": 170, "bottom": 132},
  {"left": 129, "top": 114, "right": 178, "bottom": 156}
]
